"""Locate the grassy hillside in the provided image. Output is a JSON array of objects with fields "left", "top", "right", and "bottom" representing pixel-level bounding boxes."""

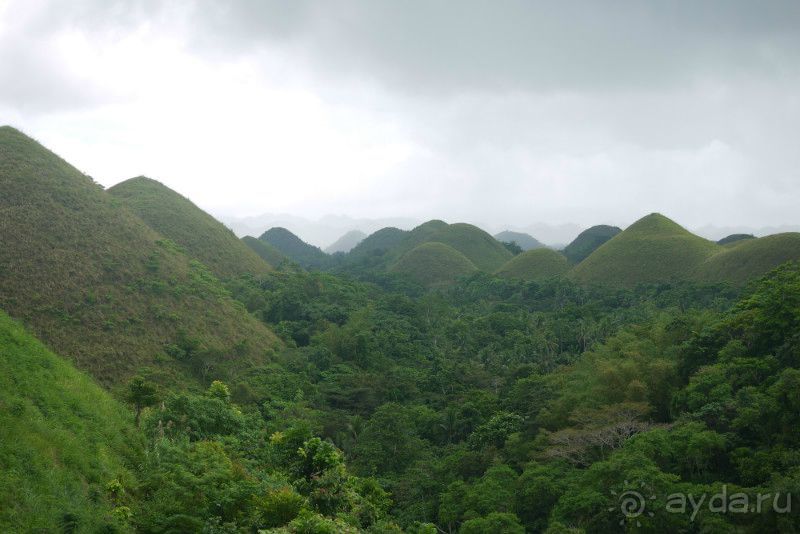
[
  {"left": 694, "top": 233, "right": 800, "bottom": 284},
  {"left": 495, "top": 248, "right": 570, "bottom": 280},
  {"left": 259, "top": 227, "right": 331, "bottom": 269},
  {"left": 325, "top": 230, "right": 367, "bottom": 254},
  {"left": 431, "top": 223, "right": 514, "bottom": 271},
  {"left": 387, "top": 221, "right": 512, "bottom": 272},
  {"left": 108, "top": 176, "right": 272, "bottom": 278},
  {"left": 494, "top": 230, "right": 544, "bottom": 251},
  {"left": 0, "top": 126, "right": 279, "bottom": 386},
  {"left": 345, "top": 227, "right": 410, "bottom": 266},
  {"left": 242, "top": 235, "right": 289, "bottom": 267},
  {"left": 389, "top": 242, "right": 478, "bottom": 287},
  {"left": 563, "top": 224, "right": 621, "bottom": 264},
  {"left": 717, "top": 233, "right": 756, "bottom": 246},
  {"left": 0, "top": 310, "right": 142, "bottom": 532},
  {"left": 570, "top": 213, "right": 720, "bottom": 286}
]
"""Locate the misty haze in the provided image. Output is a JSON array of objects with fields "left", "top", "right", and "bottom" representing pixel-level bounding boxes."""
[{"left": 2, "top": 1, "right": 800, "bottom": 533}]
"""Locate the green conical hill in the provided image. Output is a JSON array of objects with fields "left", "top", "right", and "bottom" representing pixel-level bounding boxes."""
[
  {"left": 496, "top": 248, "right": 570, "bottom": 280},
  {"left": 259, "top": 227, "right": 331, "bottom": 269},
  {"left": 108, "top": 176, "right": 272, "bottom": 278},
  {"left": 569, "top": 213, "right": 720, "bottom": 286},
  {"left": 694, "top": 233, "right": 800, "bottom": 284},
  {"left": 0, "top": 126, "right": 278, "bottom": 385},
  {"left": 389, "top": 242, "right": 478, "bottom": 287},
  {"left": 242, "top": 235, "right": 289, "bottom": 267},
  {"left": 563, "top": 224, "right": 621, "bottom": 264}
]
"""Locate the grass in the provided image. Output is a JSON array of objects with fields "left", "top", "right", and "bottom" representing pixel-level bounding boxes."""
[
  {"left": 0, "top": 126, "right": 279, "bottom": 387},
  {"left": 693, "top": 233, "right": 800, "bottom": 284},
  {"left": 108, "top": 176, "right": 272, "bottom": 278},
  {"left": 495, "top": 248, "right": 570, "bottom": 280},
  {"left": 259, "top": 227, "right": 332, "bottom": 269},
  {"left": 344, "top": 227, "right": 410, "bottom": 269},
  {"left": 242, "top": 235, "right": 289, "bottom": 267},
  {"left": 389, "top": 242, "right": 478, "bottom": 287},
  {"left": 717, "top": 233, "right": 756, "bottom": 246},
  {"left": 569, "top": 213, "right": 721, "bottom": 286},
  {"left": 387, "top": 221, "right": 512, "bottom": 272},
  {"left": 0, "top": 309, "right": 143, "bottom": 532},
  {"left": 563, "top": 224, "right": 621, "bottom": 264}
]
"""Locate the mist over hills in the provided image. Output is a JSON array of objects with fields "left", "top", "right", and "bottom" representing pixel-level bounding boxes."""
[
  {"left": 221, "top": 213, "right": 420, "bottom": 248},
  {"left": 325, "top": 230, "right": 367, "bottom": 254},
  {"left": 248, "top": 211, "right": 800, "bottom": 290},
  {"left": 4, "top": 0, "right": 800, "bottom": 527},
  {"left": 493, "top": 231, "right": 545, "bottom": 251}
]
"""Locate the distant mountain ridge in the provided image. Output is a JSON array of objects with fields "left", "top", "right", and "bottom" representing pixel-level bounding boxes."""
[{"left": 221, "top": 213, "right": 419, "bottom": 247}]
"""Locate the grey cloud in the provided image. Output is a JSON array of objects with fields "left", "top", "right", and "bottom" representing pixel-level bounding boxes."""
[{"left": 186, "top": 0, "right": 800, "bottom": 94}]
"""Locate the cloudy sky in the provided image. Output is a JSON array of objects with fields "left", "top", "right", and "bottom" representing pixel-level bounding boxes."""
[{"left": 2, "top": 0, "right": 799, "bottom": 232}]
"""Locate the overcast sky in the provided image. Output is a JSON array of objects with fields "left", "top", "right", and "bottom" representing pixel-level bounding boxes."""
[{"left": 2, "top": 0, "right": 799, "bottom": 231}]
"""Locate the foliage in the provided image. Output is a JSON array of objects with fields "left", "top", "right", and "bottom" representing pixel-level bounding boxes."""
[
  {"left": 694, "top": 233, "right": 800, "bottom": 284},
  {"left": 0, "top": 310, "right": 142, "bottom": 532}
]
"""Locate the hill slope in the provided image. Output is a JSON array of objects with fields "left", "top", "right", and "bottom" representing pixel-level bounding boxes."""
[
  {"left": 563, "top": 225, "right": 622, "bottom": 264},
  {"left": 694, "top": 233, "right": 800, "bottom": 284},
  {"left": 717, "top": 233, "right": 756, "bottom": 246},
  {"left": 0, "top": 126, "right": 278, "bottom": 385},
  {"left": 242, "top": 235, "right": 289, "bottom": 267},
  {"left": 348, "top": 227, "right": 409, "bottom": 259},
  {"left": 494, "top": 230, "right": 545, "bottom": 251},
  {"left": 496, "top": 248, "right": 571, "bottom": 280},
  {"left": 259, "top": 227, "right": 331, "bottom": 269},
  {"left": 325, "top": 230, "right": 367, "bottom": 254},
  {"left": 389, "top": 242, "right": 478, "bottom": 287},
  {"left": 108, "top": 176, "right": 272, "bottom": 278},
  {"left": 570, "top": 213, "right": 720, "bottom": 286},
  {"left": 0, "top": 310, "right": 142, "bottom": 532},
  {"left": 387, "top": 221, "right": 512, "bottom": 272}
]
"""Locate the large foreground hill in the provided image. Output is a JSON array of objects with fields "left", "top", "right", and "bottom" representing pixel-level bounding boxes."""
[{"left": 0, "top": 126, "right": 278, "bottom": 385}]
